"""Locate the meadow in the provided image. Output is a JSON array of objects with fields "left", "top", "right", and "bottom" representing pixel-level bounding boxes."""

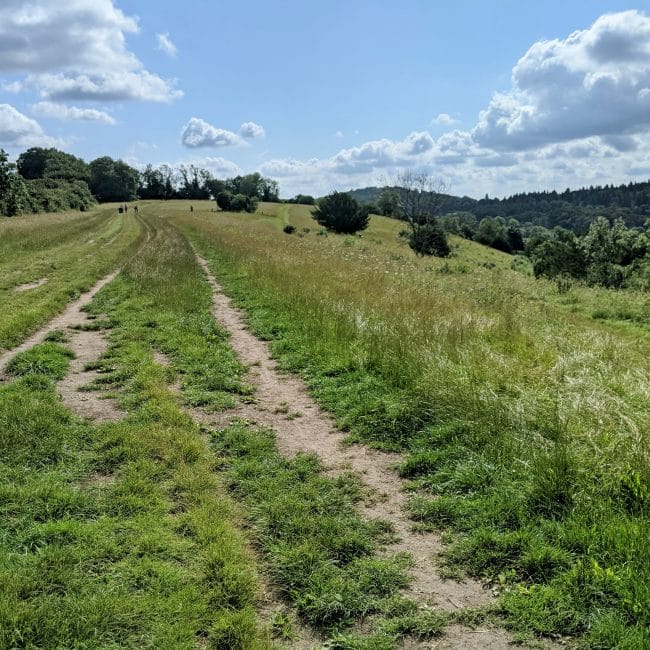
[
  {"left": 0, "top": 200, "right": 648, "bottom": 648},
  {"left": 173, "top": 200, "right": 649, "bottom": 648}
]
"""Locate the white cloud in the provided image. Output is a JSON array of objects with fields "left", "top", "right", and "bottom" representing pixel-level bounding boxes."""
[
  {"left": 472, "top": 10, "right": 650, "bottom": 151},
  {"left": 32, "top": 101, "right": 116, "bottom": 125},
  {"left": 334, "top": 130, "right": 344, "bottom": 138},
  {"left": 2, "top": 81, "right": 22, "bottom": 93},
  {"left": 0, "top": 0, "right": 181, "bottom": 103},
  {"left": 239, "top": 121, "right": 265, "bottom": 139},
  {"left": 331, "top": 131, "right": 435, "bottom": 173},
  {"left": 202, "top": 157, "right": 243, "bottom": 177},
  {"left": 431, "top": 113, "right": 458, "bottom": 126},
  {"left": 181, "top": 117, "right": 244, "bottom": 148},
  {"left": 29, "top": 71, "right": 182, "bottom": 103},
  {"left": 0, "top": 103, "right": 58, "bottom": 147},
  {"left": 156, "top": 32, "right": 177, "bottom": 58}
]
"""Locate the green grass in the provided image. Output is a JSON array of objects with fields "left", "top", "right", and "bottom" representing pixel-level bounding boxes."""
[
  {"left": 0, "top": 207, "right": 272, "bottom": 649},
  {"left": 170, "top": 200, "right": 650, "bottom": 648},
  {"left": 211, "top": 421, "right": 415, "bottom": 637},
  {"left": 0, "top": 205, "right": 141, "bottom": 349}
]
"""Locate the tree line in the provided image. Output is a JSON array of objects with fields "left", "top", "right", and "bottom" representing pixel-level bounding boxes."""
[
  {"left": 0, "top": 146, "right": 279, "bottom": 216},
  {"left": 349, "top": 180, "right": 650, "bottom": 233}
]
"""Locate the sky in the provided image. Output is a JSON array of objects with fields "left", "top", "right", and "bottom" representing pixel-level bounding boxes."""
[{"left": 1, "top": 0, "right": 650, "bottom": 198}]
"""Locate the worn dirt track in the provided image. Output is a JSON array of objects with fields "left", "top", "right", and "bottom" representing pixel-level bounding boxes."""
[
  {"left": 1, "top": 270, "right": 124, "bottom": 422},
  {"left": 191, "top": 251, "right": 550, "bottom": 650},
  {"left": 0, "top": 270, "right": 119, "bottom": 373}
]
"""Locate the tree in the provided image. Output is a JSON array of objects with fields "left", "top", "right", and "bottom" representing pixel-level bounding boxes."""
[
  {"left": 312, "top": 191, "right": 369, "bottom": 234},
  {"left": 139, "top": 164, "right": 174, "bottom": 200},
  {"left": 377, "top": 188, "right": 402, "bottom": 217},
  {"left": 177, "top": 164, "right": 211, "bottom": 200},
  {"left": 17, "top": 147, "right": 89, "bottom": 182},
  {"left": 292, "top": 194, "right": 315, "bottom": 205},
  {"left": 392, "top": 171, "right": 450, "bottom": 256},
  {"left": 0, "top": 149, "right": 29, "bottom": 216},
  {"left": 89, "top": 157, "right": 139, "bottom": 202},
  {"left": 226, "top": 172, "right": 279, "bottom": 201}
]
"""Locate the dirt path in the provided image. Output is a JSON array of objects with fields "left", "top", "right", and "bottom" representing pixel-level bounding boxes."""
[
  {"left": 192, "top": 252, "right": 541, "bottom": 650},
  {"left": 56, "top": 319, "right": 124, "bottom": 423},
  {"left": 0, "top": 270, "right": 119, "bottom": 373},
  {"left": 1, "top": 270, "right": 125, "bottom": 422}
]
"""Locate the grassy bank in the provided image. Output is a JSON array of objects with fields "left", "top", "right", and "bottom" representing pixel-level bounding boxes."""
[
  {"left": 0, "top": 205, "right": 141, "bottom": 349},
  {"left": 172, "top": 200, "right": 649, "bottom": 647}
]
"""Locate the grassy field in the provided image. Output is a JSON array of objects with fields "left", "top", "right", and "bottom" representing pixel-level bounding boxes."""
[
  {"left": 1, "top": 206, "right": 454, "bottom": 649},
  {"left": 2, "top": 201, "right": 648, "bottom": 648},
  {"left": 170, "top": 200, "right": 649, "bottom": 648},
  {"left": 0, "top": 205, "right": 141, "bottom": 349},
  {"left": 0, "top": 208, "right": 275, "bottom": 649}
]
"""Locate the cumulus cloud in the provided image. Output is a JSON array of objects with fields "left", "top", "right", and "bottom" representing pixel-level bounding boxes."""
[
  {"left": 181, "top": 117, "right": 244, "bottom": 148},
  {"left": 472, "top": 10, "right": 650, "bottom": 151},
  {"left": 156, "top": 33, "right": 177, "bottom": 58},
  {"left": 431, "top": 113, "right": 458, "bottom": 126},
  {"left": 0, "top": 103, "right": 57, "bottom": 147},
  {"left": 28, "top": 71, "right": 182, "bottom": 103},
  {"left": 202, "top": 157, "right": 243, "bottom": 177},
  {"left": 32, "top": 101, "right": 116, "bottom": 125},
  {"left": 0, "top": 0, "right": 181, "bottom": 103},
  {"left": 239, "top": 121, "right": 265, "bottom": 139},
  {"left": 331, "top": 131, "right": 435, "bottom": 173}
]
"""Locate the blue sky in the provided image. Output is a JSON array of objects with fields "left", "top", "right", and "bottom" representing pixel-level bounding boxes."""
[{"left": 1, "top": 1, "right": 650, "bottom": 198}]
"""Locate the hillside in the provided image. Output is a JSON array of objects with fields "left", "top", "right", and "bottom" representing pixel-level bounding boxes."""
[{"left": 348, "top": 179, "right": 650, "bottom": 232}]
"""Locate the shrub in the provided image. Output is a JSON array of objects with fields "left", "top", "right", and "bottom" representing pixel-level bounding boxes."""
[
  {"left": 216, "top": 191, "right": 258, "bottom": 213},
  {"left": 216, "top": 191, "right": 232, "bottom": 210},
  {"left": 283, "top": 224, "right": 296, "bottom": 234},
  {"left": 312, "top": 192, "right": 369, "bottom": 234},
  {"left": 409, "top": 222, "right": 450, "bottom": 257}
]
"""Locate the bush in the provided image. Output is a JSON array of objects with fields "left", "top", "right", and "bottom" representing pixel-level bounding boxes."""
[
  {"left": 216, "top": 191, "right": 258, "bottom": 213},
  {"left": 409, "top": 222, "right": 450, "bottom": 257},
  {"left": 216, "top": 191, "right": 232, "bottom": 210},
  {"left": 283, "top": 224, "right": 296, "bottom": 234},
  {"left": 312, "top": 192, "right": 369, "bottom": 234}
]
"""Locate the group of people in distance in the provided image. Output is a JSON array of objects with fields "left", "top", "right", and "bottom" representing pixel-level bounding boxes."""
[{"left": 118, "top": 204, "right": 138, "bottom": 213}]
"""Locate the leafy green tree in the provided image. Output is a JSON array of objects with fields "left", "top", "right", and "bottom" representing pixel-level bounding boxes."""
[
  {"left": 177, "top": 164, "right": 211, "bottom": 200},
  {"left": 0, "top": 149, "right": 29, "bottom": 216},
  {"left": 17, "top": 147, "right": 89, "bottom": 182},
  {"left": 377, "top": 189, "right": 402, "bottom": 218},
  {"left": 89, "top": 156, "right": 139, "bottom": 202},
  {"left": 529, "top": 237, "right": 586, "bottom": 280},
  {"left": 292, "top": 194, "right": 315, "bottom": 205},
  {"left": 312, "top": 191, "right": 369, "bottom": 234},
  {"left": 205, "top": 178, "right": 228, "bottom": 199},
  {"left": 226, "top": 172, "right": 279, "bottom": 201},
  {"left": 438, "top": 211, "right": 477, "bottom": 238},
  {"left": 139, "top": 164, "right": 176, "bottom": 200}
]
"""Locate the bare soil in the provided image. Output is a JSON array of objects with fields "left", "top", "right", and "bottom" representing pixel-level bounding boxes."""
[
  {"left": 57, "top": 319, "right": 124, "bottom": 422},
  {"left": 1, "top": 270, "right": 124, "bottom": 422},
  {"left": 14, "top": 277, "right": 48, "bottom": 292},
  {"left": 192, "top": 253, "right": 551, "bottom": 650}
]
